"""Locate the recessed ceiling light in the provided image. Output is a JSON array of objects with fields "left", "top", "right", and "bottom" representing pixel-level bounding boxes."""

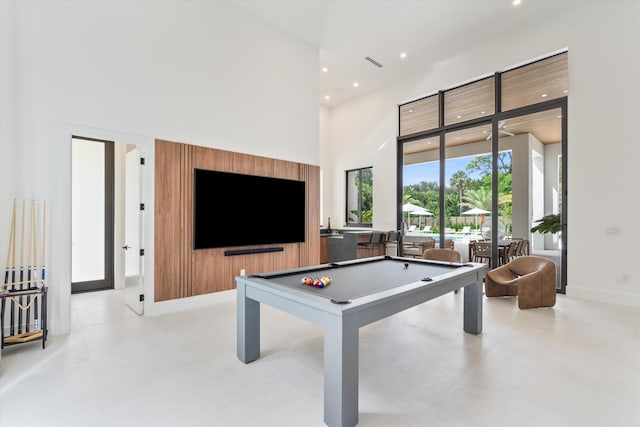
[
  {"left": 557, "top": 115, "right": 562, "bottom": 118},
  {"left": 541, "top": 93, "right": 548, "bottom": 97},
  {"left": 324, "top": 95, "right": 331, "bottom": 100},
  {"left": 400, "top": 52, "right": 407, "bottom": 59},
  {"left": 483, "top": 130, "right": 488, "bottom": 133},
  {"left": 481, "top": 111, "right": 486, "bottom": 114},
  {"left": 456, "top": 115, "right": 462, "bottom": 119},
  {"left": 513, "top": 0, "right": 521, "bottom": 6},
  {"left": 322, "top": 67, "right": 328, "bottom": 73},
  {"left": 353, "top": 82, "right": 359, "bottom": 87},
  {"left": 563, "top": 89, "right": 568, "bottom": 93},
  {"left": 408, "top": 109, "right": 413, "bottom": 113}
]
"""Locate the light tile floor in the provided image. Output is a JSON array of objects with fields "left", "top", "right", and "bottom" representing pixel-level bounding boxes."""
[{"left": 1, "top": 290, "right": 639, "bottom": 427}]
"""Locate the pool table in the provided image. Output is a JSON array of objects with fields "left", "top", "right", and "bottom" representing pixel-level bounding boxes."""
[{"left": 236, "top": 255, "right": 486, "bottom": 427}]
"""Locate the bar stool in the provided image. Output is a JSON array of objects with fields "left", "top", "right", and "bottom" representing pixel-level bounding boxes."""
[
  {"left": 384, "top": 231, "right": 400, "bottom": 256},
  {"left": 370, "top": 232, "right": 385, "bottom": 256}
]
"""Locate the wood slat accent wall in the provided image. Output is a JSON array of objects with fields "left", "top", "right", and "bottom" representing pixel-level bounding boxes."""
[{"left": 154, "top": 139, "right": 320, "bottom": 302}]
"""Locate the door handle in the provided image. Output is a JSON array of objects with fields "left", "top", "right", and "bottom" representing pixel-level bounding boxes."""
[{"left": 122, "top": 245, "right": 131, "bottom": 250}]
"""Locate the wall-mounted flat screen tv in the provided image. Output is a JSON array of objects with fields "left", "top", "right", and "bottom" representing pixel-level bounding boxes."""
[{"left": 193, "top": 168, "right": 306, "bottom": 249}]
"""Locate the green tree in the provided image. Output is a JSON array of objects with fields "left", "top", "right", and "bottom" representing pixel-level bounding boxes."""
[
  {"left": 449, "top": 170, "right": 472, "bottom": 216},
  {"left": 466, "top": 152, "right": 512, "bottom": 177},
  {"left": 350, "top": 168, "right": 373, "bottom": 223},
  {"left": 463, "top": 152, "right": 513, "bottom": 231},
  {"left": 403, "top": 181, "right": 440, "bottom": 219},
  {"left": 461, "top": 187, "right": 492, "bottom": 211},
  {"left": 402, "top": 193, "right": 421, "bottom": 206}
]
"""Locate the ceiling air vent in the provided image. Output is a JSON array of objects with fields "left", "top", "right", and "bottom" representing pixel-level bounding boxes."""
[{"left": 365, "top": 57, "right": 383, "bottom": 68}]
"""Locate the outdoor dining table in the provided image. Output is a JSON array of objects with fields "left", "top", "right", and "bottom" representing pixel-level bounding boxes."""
[{"left": 469, "top": 240, "right": 518, "bottom": 266}]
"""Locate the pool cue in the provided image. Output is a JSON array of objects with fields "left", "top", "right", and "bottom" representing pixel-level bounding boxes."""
[
  {"left": 18, "top": 200, "right": 27, "bottom": 332},
  {"left": 27, "top": 200, "right": 38, "bottom": 332},
  {"left": 40, "top": 201, "right": 46, "bottom": 286},
  {"left": 3, "top": 199, "right": 16, "bottom": 291},
  {"left": 30, "top": 200, "right": 38, "bottom": 286},
  {"left": 20, "top": 200, "right": 34, "bottom": 334},
  {"left": 4, "top": 199, "right": 16, "bottom": 336},
  {"left": 34, "top": 200, "right": 46, "bottom": 331}
]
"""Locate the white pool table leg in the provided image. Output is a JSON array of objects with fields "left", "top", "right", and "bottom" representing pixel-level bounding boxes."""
[
  {"left": 237, "top": 281, "right": 261, "bottom": 363},
  {"left": 463, "top": 278, "right": 483, "bottom": 335},
  {"left": 323, "top": 314, "right": 359, "bottom": 427}
]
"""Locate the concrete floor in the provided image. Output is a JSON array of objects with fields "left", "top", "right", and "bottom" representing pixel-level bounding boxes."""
[{"left": 1, "top": 288, "right": 639, "bottom": 427}]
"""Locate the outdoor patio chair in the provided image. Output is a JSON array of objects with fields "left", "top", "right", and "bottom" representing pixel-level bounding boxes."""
[
  {"left": 510, "top": 239, "right": 528, "bottom": 258},
  {"left": 473, "top": 242, "right": 492, "bottom": 267},
  {"left": 423, "top": 248, "right": 462, "bottom": 293},
  {"left": 461, "top": 226, "right": 472, "bottom": 234},
  {"left": 422, "top": 248, "right": 461, "bottom": 263},
  {"left": 485, "top": 256, "right": 556, "bottom": 309},
  {"left": 501, "top": 240, "right": 519, "bottom": 265},
  {"left": 403, "top": 237, "right": 434, "bottom": 258}
]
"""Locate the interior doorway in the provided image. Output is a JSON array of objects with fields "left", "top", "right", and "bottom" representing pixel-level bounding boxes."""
[
  {"left": 71, "top": 136, "right": 114, "bottom": 293},
  {"left": 71, "top": 136, "right": 145, "bottom": 312}
]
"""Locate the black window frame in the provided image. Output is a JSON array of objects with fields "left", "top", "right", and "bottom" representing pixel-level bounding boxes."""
[
  {"left": 396, "top": 51, "right": 568, "bottom": 293},
  {"left": 345, "top": 166, "right": 373, "bottom": 228}
]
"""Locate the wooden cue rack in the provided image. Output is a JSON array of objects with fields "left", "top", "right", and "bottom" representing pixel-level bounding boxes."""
[
  {"left": 2, "top": 199, "right": 49, "bottom": 351},
  {"left": 1, "top": 286, "right": 48, "bottom": 350}
]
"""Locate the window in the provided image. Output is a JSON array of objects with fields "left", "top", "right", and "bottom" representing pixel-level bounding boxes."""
[
  {"left": 501, "top": 52, "right": 568, "bottom": 111},
  {"left": 346, "top": 167, "right": 373, "bottom": 227},
  {"left": 399, "top": 94, "right": 439, "bottom": 136},
  {"left": 397, "top": 51, "right": 568, "bottom": 292},
  {"left": 444, "top": 77, "right": 494, "bottom": 125}
]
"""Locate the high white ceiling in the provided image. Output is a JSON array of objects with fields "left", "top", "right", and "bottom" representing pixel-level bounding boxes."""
[{"left": 233, "top": 0, "right": 576, "bottom": 107}]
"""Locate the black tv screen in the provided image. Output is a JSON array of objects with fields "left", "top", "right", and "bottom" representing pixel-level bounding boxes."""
[{"left": 193, "top": 168, "right": 306, "bottom": 249}]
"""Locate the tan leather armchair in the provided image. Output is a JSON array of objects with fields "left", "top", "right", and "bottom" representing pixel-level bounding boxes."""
[{"left": 485, "top": 256, "right": 556, "bottom": 309}]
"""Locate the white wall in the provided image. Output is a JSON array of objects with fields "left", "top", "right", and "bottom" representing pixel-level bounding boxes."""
[
  {"left": 0, "top": 0, "right": 319, "bottom": 334},
  {"left": 322, "top": 1, "right": 640, "bottom": 306},
  {"left": 319, "top": 105, "right": 332, "bottom": 228}
]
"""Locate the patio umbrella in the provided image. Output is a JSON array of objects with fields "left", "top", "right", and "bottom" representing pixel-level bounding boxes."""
[
  {"left": 409, "top": 209, "right": 432, "bottom": 228},
  {"left": 402, "top": 203, "right": 426, "bottom": 212},
  {"left": 402, "top": 203, "right": 427, "bottom": 225},
  {"left": 462, "top": 207, "right": 491, "bottom": 227}
]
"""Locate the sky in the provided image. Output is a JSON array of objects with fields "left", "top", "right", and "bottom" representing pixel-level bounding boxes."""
[{"left": 403, "top": 156, "right": 480, "bottom": 187}]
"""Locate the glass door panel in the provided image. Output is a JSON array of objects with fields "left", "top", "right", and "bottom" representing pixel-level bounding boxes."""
[
  {"left": 72, "top": 137, "right": 114, "bottom": 293},
  {"left": 72, "top": 139, "right": 105, "bottom": 283},
  {"left": 499, "top": 108, "right": 563, "bottom": 289},
  {"left": 402, "top": 136, "right": 440, "bottom": 234},
  {"left": 444, "top": 124, "right": 492, "bottom": 261}
]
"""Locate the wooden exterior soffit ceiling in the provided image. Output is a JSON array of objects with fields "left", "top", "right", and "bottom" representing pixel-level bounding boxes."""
[{"left": 401, "top": 52, "right": 567, "bottom": 154}]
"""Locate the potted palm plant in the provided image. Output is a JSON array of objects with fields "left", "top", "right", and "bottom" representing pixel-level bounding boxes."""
[{"left": 530, "top": 214, "right": 561, "bottom": 234}]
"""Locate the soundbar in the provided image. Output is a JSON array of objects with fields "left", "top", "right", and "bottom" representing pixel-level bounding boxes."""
[{"left": 224, "top": 247, "right": 284, "bottom": 256}]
